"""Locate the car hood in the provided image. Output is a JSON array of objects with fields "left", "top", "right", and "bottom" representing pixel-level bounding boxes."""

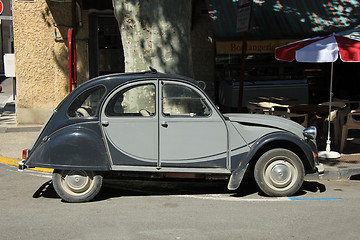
[{"left": 224, "top": 113, "right": 305, "bottom": 139}]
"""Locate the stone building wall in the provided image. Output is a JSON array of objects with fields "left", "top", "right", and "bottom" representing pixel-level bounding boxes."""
[{"left": 12, "top": 0, "right": 89, "bottom": 124}]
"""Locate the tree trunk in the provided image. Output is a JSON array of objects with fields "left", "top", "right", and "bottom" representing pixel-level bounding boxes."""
[{"left": 113, "top": 0, "right": 194, "bottom": 77}]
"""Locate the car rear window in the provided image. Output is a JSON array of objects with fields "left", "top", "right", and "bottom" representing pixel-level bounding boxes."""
[{"left": 67, "top": 85, "right": 106, "bottom": 118}]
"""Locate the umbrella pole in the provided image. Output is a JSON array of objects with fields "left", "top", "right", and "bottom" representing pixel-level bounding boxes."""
[
  {"left": 326, "top": 62, "right": 333, "bottom": 151},
  {"left": 318, "top": 62, "right": 340, "bottom": 159}
]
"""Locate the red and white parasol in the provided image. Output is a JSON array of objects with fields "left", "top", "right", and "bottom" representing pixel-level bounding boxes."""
[
  {"left": 275, "top": 33, "right": 360, "bottom": 159},
  {"left": 275, "top": 34, "right": 360, "bottom": 63}
]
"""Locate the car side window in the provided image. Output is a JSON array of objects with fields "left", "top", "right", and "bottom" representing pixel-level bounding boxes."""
[
  {"left": 67, "top": 85, "right": 106, "bottom": 118},
  {"left": 105, "top": 84, "right": 156, "bottom": 117},
  {"left": 162, "top": 83, "right": 211, "bottom": 117}
]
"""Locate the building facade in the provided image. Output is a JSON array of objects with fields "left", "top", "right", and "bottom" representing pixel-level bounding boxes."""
[
  {"left": 12, "top": 0, "right": 214, "bottom": 124},
  {"left": 11, "top": 0, "right": 360, "bottom": 123},
  {"left": 13, "top": 0, "right": 88, "bottom": 123}
]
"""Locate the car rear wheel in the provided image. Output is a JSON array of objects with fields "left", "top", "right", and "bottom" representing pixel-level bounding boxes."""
[
  {"left": 52, "top": 170, "right": 103, "bottom": 203},
  {"left": 254, "top": 148, "right": 304, "bottom": 197}
]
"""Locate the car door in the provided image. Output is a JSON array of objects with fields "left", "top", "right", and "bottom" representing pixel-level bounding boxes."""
[
  {"left": 101, "top": 80, "right": 158, "bottom": 166},
  {"left": 159, "top": 80, "right": 229, "bottom": 169}
]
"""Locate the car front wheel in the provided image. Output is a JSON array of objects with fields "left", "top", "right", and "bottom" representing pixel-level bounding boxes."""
[
  {"left": 52, "top": 170, "right": 103, "bottom": 203},
  {"left": 254, "top": 148, "right": 304, "bottom": 197}
]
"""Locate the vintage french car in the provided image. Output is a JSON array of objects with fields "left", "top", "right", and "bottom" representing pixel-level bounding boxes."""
[{"left": 19, "top": 68, "right": 323, "bottom": 202}]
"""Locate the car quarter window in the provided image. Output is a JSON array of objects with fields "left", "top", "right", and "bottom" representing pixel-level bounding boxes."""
[
  {"left": 105, "top": 84, "right": 156, "bottom": 117},
  {"left": 162, "top": 83, "right": 211, "bottom": 117},
  {"left": 67, "top": 85, "right": 106, "bottom": 118}
]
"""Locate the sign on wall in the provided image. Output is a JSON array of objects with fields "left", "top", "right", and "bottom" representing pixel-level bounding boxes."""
[
  {"left": 216, "top": 40, "right": 299, "bottom": 55},
  {"left": 4, "top": 54, "right": 16, "bottom": 77},
  {"left": 236, "top": 0, "right": 252, "bottom": 33}
]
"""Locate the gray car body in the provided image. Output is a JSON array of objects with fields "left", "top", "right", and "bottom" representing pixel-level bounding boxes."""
[{"left": 24, "top": 71, "right": 320, "bottom": 190}]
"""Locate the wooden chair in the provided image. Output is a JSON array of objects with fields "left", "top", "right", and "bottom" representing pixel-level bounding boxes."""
[
  {"left": 318, "top": 101, "right": 350, "bottom": 146},
  {"left": 271, "top": 110, "right": 308, "bottom": 128}
]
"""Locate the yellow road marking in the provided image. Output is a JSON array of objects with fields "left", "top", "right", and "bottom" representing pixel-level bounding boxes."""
[{"left": 0, "top": 155, "right": 53, "bottom": 173}]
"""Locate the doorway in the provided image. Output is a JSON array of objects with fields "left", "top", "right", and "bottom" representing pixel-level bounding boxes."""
[{"left": 89, "top": 14, "right": 125, "bottom": 78}]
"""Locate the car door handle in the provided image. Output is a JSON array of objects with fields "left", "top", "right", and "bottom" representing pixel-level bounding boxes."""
[
  {"left": 161, "top": 122, "right": 168, "bottom": 128},
  {"left": 102, "top": 121, "right": 109, "bottom": 127}
]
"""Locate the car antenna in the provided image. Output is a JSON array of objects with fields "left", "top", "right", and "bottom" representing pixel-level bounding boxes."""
[{"left": 149, "top": 66, "right": 157, "bottom": 74}]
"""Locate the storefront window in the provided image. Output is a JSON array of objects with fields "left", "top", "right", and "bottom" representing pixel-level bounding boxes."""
[
  {"left": 215, "top": 53, "right": 331, "bottom": 105},
  {"left": 216, "top": 54, "right": 307, "bottom": 83}
]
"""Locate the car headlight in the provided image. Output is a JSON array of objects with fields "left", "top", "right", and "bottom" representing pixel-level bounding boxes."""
[{"left": 303, "top": 126, "right": 317, "bottom": 140}]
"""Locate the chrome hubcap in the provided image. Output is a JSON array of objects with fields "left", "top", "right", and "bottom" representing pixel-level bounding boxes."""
[
  {"left": 66, "top": 173, "right": 88, "bottom": 191},
  {"left": 264, "top": 159, "right": 297, "bottom": 190},
  {"left": 270, "top": 164, "right": 290, "bottom": 184},
  {"left": 61, "top": 170, "right": 94, "bottom": 194}
]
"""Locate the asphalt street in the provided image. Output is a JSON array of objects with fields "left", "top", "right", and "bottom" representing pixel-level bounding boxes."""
[{"left": 1, "top": 163, "right": 360, "bottom": 240}]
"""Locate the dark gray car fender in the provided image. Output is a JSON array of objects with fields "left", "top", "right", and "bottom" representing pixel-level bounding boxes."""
[
  {"left": 228, "top": 132, "right": 316, "bottom": 190},
  {"left": 26, "top": 122, "right": 110, "bottom": 170}
]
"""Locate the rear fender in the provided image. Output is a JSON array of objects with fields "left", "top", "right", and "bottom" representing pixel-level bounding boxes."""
[{"left": 25, "top": 123, "right": 110, "bottom": 170}]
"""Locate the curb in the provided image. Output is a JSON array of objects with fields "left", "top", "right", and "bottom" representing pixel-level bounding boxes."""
[
  {"left": 0, "top": 125, "right": 43, "bottom": 133},
  {"left": 0, "top": 156, "right": 53, "bottom": 173},
  {"left": 305, "top": 166, "right": 360, "bottom": 181}
]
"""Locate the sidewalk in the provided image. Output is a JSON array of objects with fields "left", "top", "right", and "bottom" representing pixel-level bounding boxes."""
[
  {"left": 0, "top": 77, "right": 43, "bottom": 169},
  {"left": 1, "top": 78, "right": 360, "bottom": 179}
]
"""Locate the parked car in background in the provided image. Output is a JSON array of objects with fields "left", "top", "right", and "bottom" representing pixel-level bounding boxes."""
[{"left": 20, "top": 68, "right": 323, "bottom": 202}]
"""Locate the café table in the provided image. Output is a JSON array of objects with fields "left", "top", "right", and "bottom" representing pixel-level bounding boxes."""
[
  {"left": 289, "top": 103, "right": 340, "bottom": 115},
  {"left": 255, "top": 96, "right": 297, "bottom": 104}
]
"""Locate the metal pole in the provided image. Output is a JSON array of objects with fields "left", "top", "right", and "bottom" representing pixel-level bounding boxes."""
[
  {"left": 237, "top": 1, "right": 253, "bottom": 112},
  {"left": 325, "top": 62, "right": 334, "bottom": 152},
  {"left": 237, "top": 33, "right": 247, "bottom": 112},
  {"left": 13, "top": 77, "right": 15, "bottom": 101},
  {"left": 318, "top": 61, "right": 340, "bottom": 159}
]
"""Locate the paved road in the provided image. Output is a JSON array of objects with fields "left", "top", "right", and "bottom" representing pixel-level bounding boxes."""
[{"left": 1, "top": 163, "right": 360, "bottom": 240}]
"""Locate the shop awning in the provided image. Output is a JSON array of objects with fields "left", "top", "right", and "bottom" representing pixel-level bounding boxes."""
[{"left": 205, "top": 0, "right": 360, "bottom": 40}]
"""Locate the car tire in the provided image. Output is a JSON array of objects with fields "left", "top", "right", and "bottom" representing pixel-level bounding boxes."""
[
  {"left": 254, "top": 148, "right": 304, "bottom": 197},
  {"left": 52, "top": 169, "right": 103, "bottom": 203}
]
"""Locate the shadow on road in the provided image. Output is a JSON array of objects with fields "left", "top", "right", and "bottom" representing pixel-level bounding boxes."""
[
  {"left": 296, "top": 181, "right": 326, "bottom": 196},
  {"left": 32, "top": 180, "right": 59, "bottom": 199},
  {"left": 32, "top": 178, "right": 327, "bottom": 202}
]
